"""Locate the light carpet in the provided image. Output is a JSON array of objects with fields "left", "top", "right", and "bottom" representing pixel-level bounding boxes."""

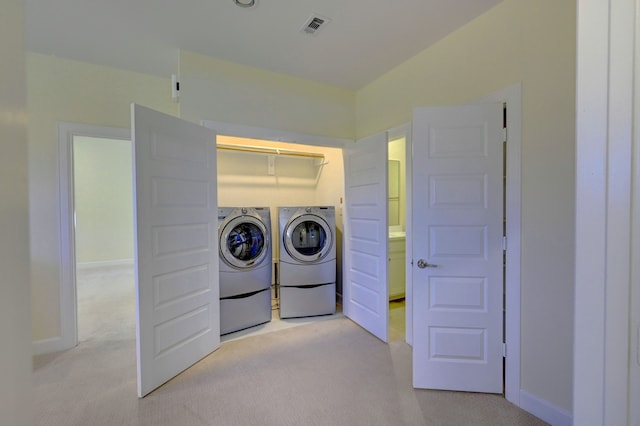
[
  {"left": 33, "top": 317, "right": 546, "bottom": 426},
  {"left": 33, "top": 266, "right": 546, "bottom": 425}
]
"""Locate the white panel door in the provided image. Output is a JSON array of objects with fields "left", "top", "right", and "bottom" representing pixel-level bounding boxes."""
[
  {"left": 343, "top": 132, "right": 388, "bottom": 341},
  {"left": 412, "top": 103, "right": 503, "bottom": 393},
  {"left": 132, "top": 104, "right": 220, "bottom": 397}
]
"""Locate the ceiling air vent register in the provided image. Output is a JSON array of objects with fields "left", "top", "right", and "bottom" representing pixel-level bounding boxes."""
[{"left": 301, "top": 14, "right": 331, "bottom": 36}]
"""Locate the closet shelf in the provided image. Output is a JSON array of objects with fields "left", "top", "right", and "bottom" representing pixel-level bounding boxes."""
[
  {"left": 216, "top": 143, "right": 327, "bottom": 185},
  {"left": 217, "top": 143, "right": 325, "bottom": 161}
]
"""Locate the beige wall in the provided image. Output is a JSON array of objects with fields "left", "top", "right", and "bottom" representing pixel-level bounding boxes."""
[
  {"left": 27, "top": 53, "right": 177, "bottom": 340},
  {"left": 356, "top": 0, "right": 576, "bottom": 412},
  {"left": 73, "top": 136, "right": 134, "bottom": 265},
  {"left": 179, "top": 51, "right": 356, "bottom": 139},
  {"left": 1, "top": 0, "right": 33, "bottom": 423}
]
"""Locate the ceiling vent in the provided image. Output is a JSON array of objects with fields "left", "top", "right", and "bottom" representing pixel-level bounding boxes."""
[{"left": 300, "top": 14, "right": 330, "bottom": 36}]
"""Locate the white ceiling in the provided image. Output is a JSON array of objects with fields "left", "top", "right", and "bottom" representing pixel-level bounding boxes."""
[{"left": 25, "top": 0, "right": 502, "bottom": 90}]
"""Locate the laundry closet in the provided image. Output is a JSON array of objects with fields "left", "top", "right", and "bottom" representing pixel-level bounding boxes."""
[
  {"left": 214, "top": 132, "right": 407, "bottom": 339},
  {"left": 215, "top": 134, "right": 346, "bottom": 335}
]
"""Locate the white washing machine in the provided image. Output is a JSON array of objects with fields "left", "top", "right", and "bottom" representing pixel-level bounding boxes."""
[
  {"left": 218, "top": 207, "right": 272, "bottom": 335},
  {"left": 278, "top": 206, "right": 336, "bottom": 318}
]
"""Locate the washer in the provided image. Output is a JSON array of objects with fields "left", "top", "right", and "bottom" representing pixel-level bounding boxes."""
[
  {"left": 218, "top": 207, "right": 272, "bottom": 335},
  {"left": 278, "top": 206, "right": 336, "bottom": 318}
]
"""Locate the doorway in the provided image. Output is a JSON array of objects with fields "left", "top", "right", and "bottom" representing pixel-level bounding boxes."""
[
  {"left": 388, "top": 135, "right": 407, "bottom": 341},
  {"left": 72, "top": 136, "right": 135, "bottom": 343},
  {"left": 57, "top": 122, "right": 132, "bottom": 350},
  {"left": 214, "top": 135, "right": 346, "bottom": 342}
]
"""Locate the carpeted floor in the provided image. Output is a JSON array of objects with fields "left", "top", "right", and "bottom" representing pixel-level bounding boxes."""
[{"left": 32, "top": 266, "right": 548, "bottom": 426}]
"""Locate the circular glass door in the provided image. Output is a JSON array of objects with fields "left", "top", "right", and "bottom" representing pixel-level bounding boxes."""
[
  {"left": 220, "top": 216, "right": 268, "bottom": 269},
  {"left": 284, "top": 214, "right": 332, "bottom": 263}
]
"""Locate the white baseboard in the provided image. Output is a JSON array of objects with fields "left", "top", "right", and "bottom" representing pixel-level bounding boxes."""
[
  {"left": 32, "top": 336, "right": 66, "bottom": 356},
  {"left": 77, "top": 258, "right": 134, "bottom": 270},
  {"left": 520, "top": 390, "right": 572, "bottom": 426}
]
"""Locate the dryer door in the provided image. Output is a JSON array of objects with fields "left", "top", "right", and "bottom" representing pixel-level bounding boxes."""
[
  {"left": 284, "top": 214, "right": 332, "bottom": 263},
  {"left": 220, "top": 215, "right": 269, "bottom": 269}
]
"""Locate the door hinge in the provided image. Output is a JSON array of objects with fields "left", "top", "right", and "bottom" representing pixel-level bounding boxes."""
[
  {"left": 502, "top": 236, "right": 507, "bottom": 251},
  {"left": 171, "top": 74, "right": 180, "bottom": 102},
  {"left": 502, "top": 342, "right": 507, "bottom": 358}
]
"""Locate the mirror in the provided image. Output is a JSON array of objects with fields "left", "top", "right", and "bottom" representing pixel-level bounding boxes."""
[{"left": 388, "top": 160, "right": 400, "bottom": 226}]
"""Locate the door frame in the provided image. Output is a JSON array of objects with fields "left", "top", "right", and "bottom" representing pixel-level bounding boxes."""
[
  {"left": 471, "top": 84, "right": 522, "bottom": 404},
  {"left": 57, "top": 122, "right": 130, "bottom": 351},
  {"left": 574, "top": 0, "right": 638, "bottom": 423}
]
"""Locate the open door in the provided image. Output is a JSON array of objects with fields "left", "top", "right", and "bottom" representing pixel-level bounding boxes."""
[
  {"left": 343, "top": 132, "right": 389, "bottom": 341},
  {"left": 412, "top": 103, "right": 504, "bottom": 393},
  {"left": 132, "top": 105, "right": 220, "bottom": 397}
]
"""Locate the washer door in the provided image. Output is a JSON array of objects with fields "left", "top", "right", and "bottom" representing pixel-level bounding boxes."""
[
  {"left": 220, "top": 215, "right": 269, "bottom": 269},
  {"left": 284, "top": 214, "right": 332, "bottom": 263}
]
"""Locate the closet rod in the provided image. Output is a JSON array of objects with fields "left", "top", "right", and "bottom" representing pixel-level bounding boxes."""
[{"left": 216, "top": 143, "right": 324, "bottom": 159}]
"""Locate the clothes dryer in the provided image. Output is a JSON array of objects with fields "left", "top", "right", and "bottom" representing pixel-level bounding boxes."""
[
  {"left": 278, "top": 206, "right": 336, "bottom": 318},
  {"left": 218, "top": 207, "right": 272, "bottom": 335}
]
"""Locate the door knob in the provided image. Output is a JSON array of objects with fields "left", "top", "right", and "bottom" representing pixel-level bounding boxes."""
[{"left": 417, "top": 259, "right": 438, "bottom": 269}]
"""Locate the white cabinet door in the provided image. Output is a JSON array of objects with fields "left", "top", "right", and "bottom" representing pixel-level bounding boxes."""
[
  {"left": 412, "top": 103, "right": 504, "bottom": 393},
  {"left": 343, "top": 132, "right": 389, "bottom": 342},
  {"left": 388, "top": 238, "right": 406, "bottom": 301},
  {"left": 132, "top": 104, "right": 220, "bottom": 397}
]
